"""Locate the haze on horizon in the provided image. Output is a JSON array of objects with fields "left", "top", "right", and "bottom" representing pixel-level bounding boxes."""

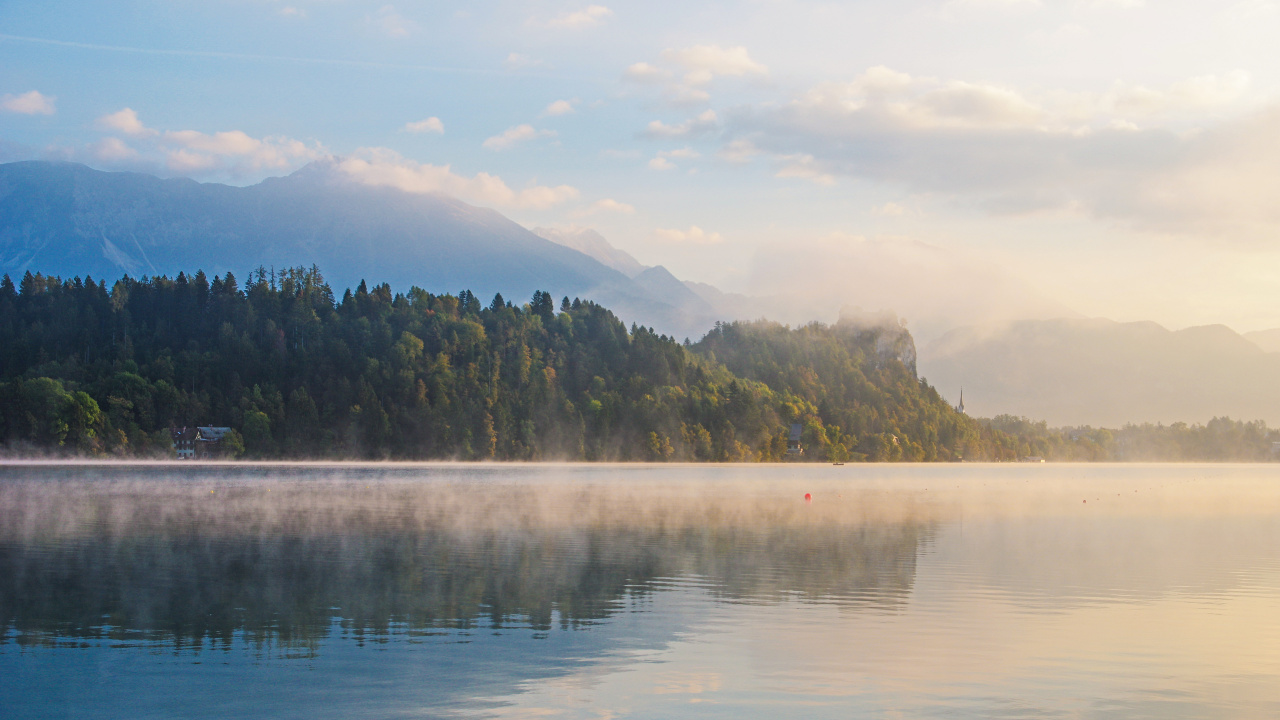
[{"left": 3, "top": 0, "right": 1279, "bottom": 338}]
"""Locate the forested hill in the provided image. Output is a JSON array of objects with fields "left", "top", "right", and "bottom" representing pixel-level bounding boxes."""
[{"left": 0, "top": 267, "right": 1019, "bottom": 461}]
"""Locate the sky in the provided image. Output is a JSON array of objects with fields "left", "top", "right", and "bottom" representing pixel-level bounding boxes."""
[{"left": 3, "top": 0, "right": 1280, "bottom": 337}]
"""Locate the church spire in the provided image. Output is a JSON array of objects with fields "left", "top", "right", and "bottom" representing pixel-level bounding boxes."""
[{"left": 956, "top": 388, "right": 965, "bottom": 414}]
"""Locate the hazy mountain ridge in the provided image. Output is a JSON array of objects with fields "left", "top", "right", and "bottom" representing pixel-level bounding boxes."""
[
  {"left": 1243, "top": 328, "right": 1280, "bottom": 354},
  {"left": 532, "top": 226, "right": 647, "bottom": 278},
  {"left": 0, "top": 161, "right": 715, "bottom": 338},
  {"left": 920, "top": 317, "right": 1280, "bottom": 426}
]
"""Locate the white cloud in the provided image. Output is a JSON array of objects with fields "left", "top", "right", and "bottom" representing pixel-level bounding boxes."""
[
  {"left": 644, "top": 110, "right": 719, "bottom": 138},
  {"left": 947, "top": 0, "right": 1041, "bottom": 7},
  {"left": 661, "top": 45, "right": 768, "bottom": 86},
  {"left": 75, "top": 112, "right": 326, "bottom": 179},
  {"left": 543, "top": 99, "right": 576, "bottom": 117},
  {"left": 660, "top": 147, "right": 701, "bottom": 159},
  {"left": 166, "top": 148, "right": 220, "bottom": 173},
  {"left": 589, "top": 198, "right": 635, "bottom": 214},
  {"left": 746, "top": 233, "right": 1071, "bottom": 343},
  {"left": 783, "top": 66, "right": 1252, "bottom": 136},
  {"left": 623, "top": 62, "right": 669, "bottom": 83},
  {"left": 278, "top": 6, "right": 305, "bottom": 18},
  {"left": 872, "top": 202, "right": 907, "bottom": 216},
  {"left": 1222, "top": 0, "right": 1278, "bottom": 22},
  {"left": 369, "top": 5, "right": 413, "bottom": 38},
  {"left": 650, "top": 147, "right": 700, "bottom": 169},
  {"left": 625, "top": 46, "right": 765, "bottom": 107},
  {"left": 1103, "top": 71, "right": 1251, "bottom": 118},
  {"left": 654, "top": 226, "right": 724, "bottom": 244},
  {"left": 774, "top": 154, "right": 836, "bottom": 185},
  {"left": 482, "top": 124, "right": 556, "bottom": 150},
  {"left": 937, "top": 0, "right": 1042, "bottom": 18},
  {"left": 158, "top": 129, "right": 323, "bottom": 175},
  {"left": 727, "top": 66, "right": 1280, "bottom": 239},
  {"left": 1, "top": 90, "right": 56, "bottom": 115},
  {"left": 337, "top": 148, "right": 579, "bottom": 210},
  {"left": 96, "top": 108, "right": 156, "bottom": 137},
  {"left": 543, "top": 5, "right": 613, "bottom": 28},
  {"left": 165, "top": 129, "right": 264, "bottom": 155},
  {"left": 403, "top": 117, "right": 444, "bottom": 134},
  {"left": 92, "top": 137, "right": 138, "bottom": 162},
  {"left": 505, "top": 53, "right": 544, "bottom": 70},
  {"left": 719, "top": 139, "right": 760, "bottom": 163}
]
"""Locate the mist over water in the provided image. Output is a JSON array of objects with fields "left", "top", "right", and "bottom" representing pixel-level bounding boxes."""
[{"left": 3, "top": 463, "right": 1279, "bottom": 718}]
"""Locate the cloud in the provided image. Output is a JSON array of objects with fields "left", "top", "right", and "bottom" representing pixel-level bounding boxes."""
[
  {"left": 623, "top": 62, "right": 669, "bottom": 83},
  {"left": 77, "top": 111, "right": 325, "bottom": 179},
  {"left": 726, "top": 65, "right": 1280, "bottom": 239},
  {"left": 871, "top": 202, "right": 907, "bottom": 217},
  {"left": 505, "top": 53, "right": 544, "bottom": 70},
  {"left": 368, "top": 5, "right": 413, "bottom": 38},
  {"left": 945, "top": 0, "right": 1041, "bottom": 8},
  {"left": 542, "top": 5, "right": 613, "bottom": 28},
  {"left": 542, "top": 99, "right": 576, "bottom": 117},
  {"left": 86, "top": 111, "right": 321, "bottom": 176},
  {"left": 403, "top": 117, "right": 444, "bottom": 134},
  {"left": 278, "top": 6, "right": 305, "bottom": 18},
  {"left": 589, "top": 198, "right": 635, "bottom": 214},
  {"left": 774, "top": 154, "right": 836, "bottom": 185},
  {"left": 96, "top": 108, "right": 156, "bottom": 137},
  {"left": 643, "top": 110, "right": 719, "bottom": 138},
  {"left": 662, "top": 45, "right": 768, "bottom": 86},
  {"left": 1, "top": 90, "right": 56, "bottom": 115},
  {"left": 159, "top": 129, "right": 323, "bottom": 174},
  {"left": 482, "top": 124, "right": 556, "bottom": 150},
  {"left": 92, "top": 137, "right": 138, "bottom": 162},
  {"left": 650, "top": 147, "right": 700, "bottom": 170},
  {"left": 336, "top": 148, "right": 579, "bottom": 210},
  {"left": 746, "top": 233, "right": 1073, "bottom": 342},
  {"left": 654, "top": 225, "right": 724, "bottom": 244},
  {"left": 1103, "top": 71, "right": 1251, "bottom": 117},
  {"left": 625, "top": 46, "right": 765, "bottom": 107},
  {"left": 718, "top": 139, "right": 760, "bottom": 163}
]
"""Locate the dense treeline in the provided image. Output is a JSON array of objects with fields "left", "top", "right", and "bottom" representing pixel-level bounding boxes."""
[
  {"left": 1, "top": 268, "right": 1275, "bottom": 461},
  {"left": 983, "top": 415, "right": 1279, "bottom": 462},
  {"left": 0, "top": 267, "right": 992, "bottom": 460}
]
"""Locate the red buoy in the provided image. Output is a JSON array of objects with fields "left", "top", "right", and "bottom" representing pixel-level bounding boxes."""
[{"left": 804, "top": 492, "right": 812, "bottom": 502}]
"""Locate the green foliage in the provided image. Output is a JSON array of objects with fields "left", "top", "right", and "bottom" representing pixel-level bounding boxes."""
[
  {"left": 694, "top": 317, "right": 991, "bottom": 462},
  {"left": 1, "top": 267, "right": 1273, "bottom": 461}
]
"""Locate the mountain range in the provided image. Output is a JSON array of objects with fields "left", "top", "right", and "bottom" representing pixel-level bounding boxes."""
[
  {"left": 919, "top": 318, "right": 1280, "bottom": 427},
  {"left": 0, "top": 160, "right": 716, "bottom": 339},
  {"left": 6, "top": 159, "right": 1280, "bottom": 429}
]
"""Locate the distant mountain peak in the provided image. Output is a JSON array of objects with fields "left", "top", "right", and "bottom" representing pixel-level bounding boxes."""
[{"left": 533, "top": 226, "right": 647, "bottom": 278}]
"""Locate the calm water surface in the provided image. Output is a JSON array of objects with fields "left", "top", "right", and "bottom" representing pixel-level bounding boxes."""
[{"left": 2, "top": 462, "right": 1279, "bottom": 718}]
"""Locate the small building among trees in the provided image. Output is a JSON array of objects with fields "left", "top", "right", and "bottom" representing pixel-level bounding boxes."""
[
  {"left": 786, "top": 423, "right": 804, "bottom": 457},
  {"left": 170, "top": 426, "right": 235, "bottom": 459}
]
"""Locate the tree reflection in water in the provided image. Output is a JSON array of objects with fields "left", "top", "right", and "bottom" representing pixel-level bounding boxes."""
[{"left": 0, "top": 464, "right": 938, "bottom": 652}]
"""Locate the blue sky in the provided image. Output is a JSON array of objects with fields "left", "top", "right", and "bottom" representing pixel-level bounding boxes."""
[{"left": 4, "top": 0, "right": 1280, "bottom": 337}]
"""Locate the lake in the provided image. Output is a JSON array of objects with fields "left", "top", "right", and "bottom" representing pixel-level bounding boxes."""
[{"left": 2, "top": 462, "right": 1279, "bottom": 718}]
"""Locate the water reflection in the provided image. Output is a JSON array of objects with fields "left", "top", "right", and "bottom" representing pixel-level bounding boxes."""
[
  {"left": 0, "top": 464, "right": 935, "bottom": 650},
  {"left": 3, "top": 463, "right": 1280, "bottom": 719}
]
